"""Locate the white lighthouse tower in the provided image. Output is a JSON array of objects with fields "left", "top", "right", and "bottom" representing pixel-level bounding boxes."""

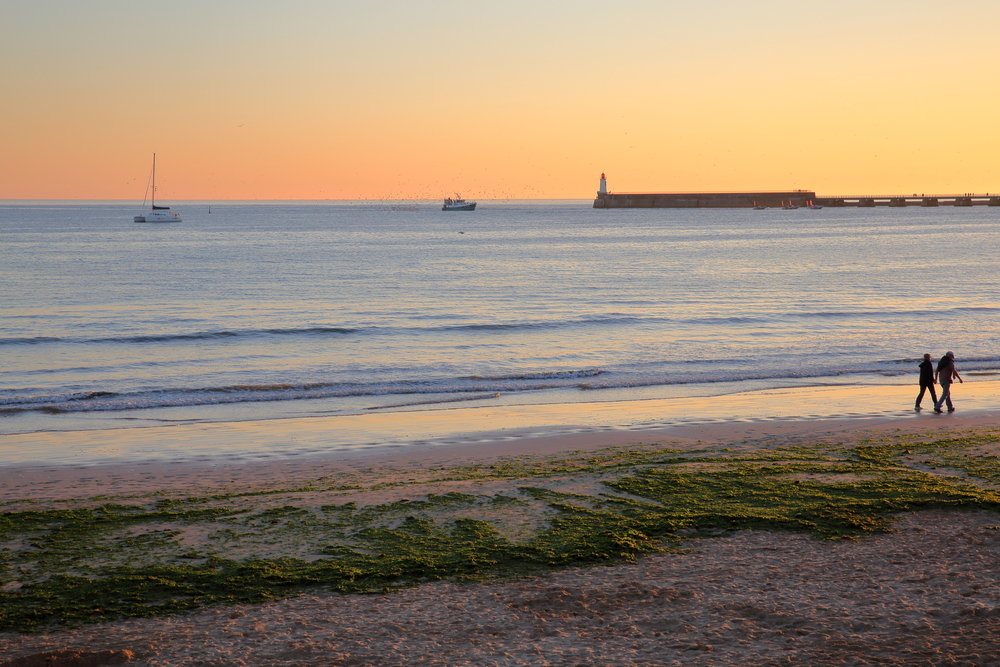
[{"left": 598, "top": 172, "right": 607, "bottom": 195}]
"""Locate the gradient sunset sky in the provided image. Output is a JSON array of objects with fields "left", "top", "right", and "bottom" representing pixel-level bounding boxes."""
[{"left": 3, "top": 1, "right": 998, "bottom": 200}]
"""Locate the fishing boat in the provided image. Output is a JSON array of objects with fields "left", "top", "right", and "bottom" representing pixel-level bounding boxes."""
[
  {"left": 781, "top": 200, "right": 799, "bottom": 210},
  {"left": 807, "top": 200, "right": 824, "bottom": 210},
  {"left": 134, "top": 154, "right": 182, "bottom": 223},
  {"left": 752, "top": 201, "right": 767, "bottom": 210},
  {"left": 442, "top": 195, "right": 476, "bottom": 211}
]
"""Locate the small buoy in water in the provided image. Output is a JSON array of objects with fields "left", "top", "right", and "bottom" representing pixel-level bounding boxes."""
[{"left": 459, "top": 231, "right": 464, "bottom": 234}]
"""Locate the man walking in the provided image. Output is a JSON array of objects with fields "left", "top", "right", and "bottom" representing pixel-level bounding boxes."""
[
  {"left": 934, "top": 351, "right": 963, "bottom": 413},
  {"left": 915, "top": 353, "right": 937, "bottom": 411}
]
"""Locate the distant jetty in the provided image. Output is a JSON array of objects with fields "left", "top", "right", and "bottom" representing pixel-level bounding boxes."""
[
  {"left": 593, "top": 190, "right": 816, "bottom": 209},
  {"left": 592, "top": 175, "right": 1000, "bottom": 208}
]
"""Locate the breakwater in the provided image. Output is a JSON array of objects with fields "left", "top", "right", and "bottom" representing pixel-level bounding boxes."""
[
  {"left": 593, "top": 190, "right": 1000, "bottom": 208},
  {"left": 593, "top": 191, "right": 814, "bottom": 208}
]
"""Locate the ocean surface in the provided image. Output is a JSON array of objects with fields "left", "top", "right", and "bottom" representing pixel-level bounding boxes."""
[{"left": 2, "top": 200, "right": 999, "bottom": 439}]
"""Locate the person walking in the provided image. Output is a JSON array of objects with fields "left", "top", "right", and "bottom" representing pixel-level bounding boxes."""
[
  {"left": 915, "top": 353, "right": 937, "bottom": 411},
  {"left": 934, "top": 351, "right": 963, "bottom": 413}
]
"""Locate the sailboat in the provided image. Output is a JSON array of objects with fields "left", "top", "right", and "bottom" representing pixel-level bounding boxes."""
[{"left": 134, "top": 154, "right": 182, "bottom": 223}]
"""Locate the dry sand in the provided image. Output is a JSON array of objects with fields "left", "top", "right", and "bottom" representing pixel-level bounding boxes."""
[{"left": 2, "top": 384, "right": 1000, "bottom": 666}]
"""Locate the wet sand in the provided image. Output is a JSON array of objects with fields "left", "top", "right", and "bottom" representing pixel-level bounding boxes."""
[{"left": 4, "top": 378, "right": 1000, "bottom": 470}]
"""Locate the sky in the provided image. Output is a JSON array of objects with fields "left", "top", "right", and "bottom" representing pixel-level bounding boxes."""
[{"left": 2, "top": 0, "right": 999, "bottom": 200}]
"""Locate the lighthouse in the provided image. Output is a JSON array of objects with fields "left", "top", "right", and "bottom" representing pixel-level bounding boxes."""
[{"left": 598, "top": 173, "right": 607, "bottom": 195}]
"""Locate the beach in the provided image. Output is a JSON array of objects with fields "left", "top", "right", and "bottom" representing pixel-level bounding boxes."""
[
  {"left": 3, "top": 381, "right": 1000, "bottom": 666},
  {"left": 6, "top": 0, "right": 1000, "bottom": 661}
]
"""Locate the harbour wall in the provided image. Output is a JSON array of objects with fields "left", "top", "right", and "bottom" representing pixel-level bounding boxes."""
[
  {"left": 594, "top": 191, "right": 1000, "bottom": 208},
  {"left": 593, "top": 191, "right": 815, "bottom": 209}
]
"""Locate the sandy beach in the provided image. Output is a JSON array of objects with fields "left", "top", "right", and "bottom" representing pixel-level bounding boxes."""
[
  {"left": 2, "top": 382, "right": 1000, "bottom": 666},
  {"left": 7, "top": 0, "right": 1000, "bottom": 662}
]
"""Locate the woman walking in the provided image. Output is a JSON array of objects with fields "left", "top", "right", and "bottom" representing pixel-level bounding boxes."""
[{"left": 915, "top": 353, "right": 937, "bottom": 411}]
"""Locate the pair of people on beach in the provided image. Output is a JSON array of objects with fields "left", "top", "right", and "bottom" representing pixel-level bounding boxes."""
[{"left": 915, "top": 351, "right": 963, "bottom": 413}]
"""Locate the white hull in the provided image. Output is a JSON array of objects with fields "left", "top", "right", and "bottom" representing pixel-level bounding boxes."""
[
  {"left": 134, "top": 211, "right": 182, "bottom": 223},
  {"left": 442, "top": 195, "right": 476, "bottom": 211}
]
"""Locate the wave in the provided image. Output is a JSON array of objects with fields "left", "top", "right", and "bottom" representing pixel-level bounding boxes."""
[
  {"left": 0, "top": 368, "right": 610, "bottom": 415},
  {"left": 0, "top": 376, "right": 562, "bottom": 415},
  {"left": 0, "top": 326, "right": 358, "bottom": 346},
  {"left": 4, "top": 305, "right": 999, "bottom": 348},
  {"left": 440, "top": 316, "right": 642, "bottom": 332},
  {"left": 426, "top": 307, "right": 1000, "bottom": 334},
  {"left": 0, "top": 319, "right": 635, "bottom": 346},
  {"left": 0, "top": 336, "right": 62, "bottom": 345},
  {"left": 886, "top": 354, "right": 1000, "bottom": 365},
  {"left": 789, "top": 306, "right": 1000, "bottom": 320},
  {"left": 685, "top": 306, "right": 1000, "bottom": 327},
  {"left": 462, "top": 369, "right": 605, "bottom": 381},
  {"left": 7, "top": 355, "right": 1000, "bottom": 417}
]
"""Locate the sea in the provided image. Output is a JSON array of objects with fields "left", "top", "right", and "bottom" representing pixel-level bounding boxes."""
[{"left": 2, "top": 200, "right": 999, "bottom": 444}]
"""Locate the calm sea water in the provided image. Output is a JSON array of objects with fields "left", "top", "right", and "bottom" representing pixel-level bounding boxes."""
[{"left": 2, "top": 200, "right": 999, "bottom": 436}]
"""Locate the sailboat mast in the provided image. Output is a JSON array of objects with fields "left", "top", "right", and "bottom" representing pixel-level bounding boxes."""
[{"left": 151, "top": 153, "right": 156, "bottom": 207}]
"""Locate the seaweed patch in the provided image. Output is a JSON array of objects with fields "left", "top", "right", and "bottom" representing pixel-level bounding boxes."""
[{"left": 3, "top": 434, "right": 1000, "bottom": 633}]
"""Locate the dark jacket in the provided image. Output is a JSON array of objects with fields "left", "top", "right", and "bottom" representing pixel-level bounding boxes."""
[{"left": 918, "top": 360, "right": 935, "bottom": 385}]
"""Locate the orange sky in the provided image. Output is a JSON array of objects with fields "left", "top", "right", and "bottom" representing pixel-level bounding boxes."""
[{"left": 2, "top": 1, "right": 998, "bottom": 200}]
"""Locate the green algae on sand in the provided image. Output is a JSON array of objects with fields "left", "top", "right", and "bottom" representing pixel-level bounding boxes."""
[{"left": 3, "top": 432, "right": 1000, "bottom": 633}]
